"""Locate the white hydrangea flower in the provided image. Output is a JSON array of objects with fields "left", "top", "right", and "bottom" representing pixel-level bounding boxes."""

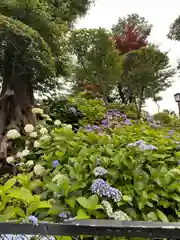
[
  {"left": 40, "top": 135, "right": 50, "bottom": 141},
  {"left": 24, "top": 124, "right": 34, "bottom": 133},
  {"left": 34, "top": 165, "right": 45, "bottom": 176},
  {"left": 25, "top": 140, "right": 30, "bottom": 145},
  {"left": 17, "top": 149, "right": 30, "bottom": 158},
  {"left": 102, "top": 200, "right": 114, "bottom": 218},
  {"left": 29, "top": 131, "right": 38, "bottom": 138},
  {"left": 6, "top": 129, "right": 20, "bottom": 139},
  {"left": 113, "top": 210, "right": 131, "bottom": 221},
  {"left": 62, "top": 124, "right": 72, "bottom": 130},
  {"left": 32, "top": 108, "right": 44, "bottom": 115},
  {"left": 40, "top": 127, "right": 48, "bottom": 134},
  {"left": 54, "top": 120, "right": 61, "bottom": 126},
  {"left": 26, "top": 160, "right": 34, "bottom": 167},
  {"left": 6, "top": 156, "right": 15, "bottom": 164},
  {"left": 34, "top": 140, "right": 40, "bottom": 148},
  {"left": 52, "top": 174, "right": 68, "bottom": 186},
  {"left": 42, "top": 114, "right": 50, "bottom": 119}
]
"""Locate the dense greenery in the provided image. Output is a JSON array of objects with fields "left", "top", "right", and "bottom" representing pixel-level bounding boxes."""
[{"left": 1, "top": 1, "right": 180, "bottom": 240}]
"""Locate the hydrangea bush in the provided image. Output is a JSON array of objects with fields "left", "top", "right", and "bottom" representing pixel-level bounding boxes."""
[{"left": 1, "top": 106, "right": 180, "bottom": 239}]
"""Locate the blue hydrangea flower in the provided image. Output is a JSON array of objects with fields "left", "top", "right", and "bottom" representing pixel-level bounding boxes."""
[
  {"left": 52, "top": 160, "right": 60, "bottom": 168},
  {"left": 127, "top": 140, "right": 157, "bottom": 151},
  {"left": 107, "top": 187, "right": 122, "bottom": 202},
  {"left": 93, "top": 166, "right": 107, "bottom": 177},
  {"left": 58, "top": 212, "right": 71, "bottom": 220},
  {"left": 102, "top": 119, "right": 108, "bottom": 125},
  {"left": 28, "top": 215, "right": 38, "bottom": 226},
  {"left": 91, "top": 179, "right": 122, "bottom": 202}
]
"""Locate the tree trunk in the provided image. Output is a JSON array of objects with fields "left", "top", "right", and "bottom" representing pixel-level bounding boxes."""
[{"left": 117, "top": 83, "right": 127, "bottom": 104}]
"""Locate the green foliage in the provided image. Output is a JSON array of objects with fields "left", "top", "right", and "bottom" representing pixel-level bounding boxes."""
[
  {"left": 69, "top": 28, "right": 123, "bottom": 101},
  {"left": 70, "top": 95, "right": 106, "bottom": 124},
  {"left": 3, "top": 111, "right": 180, "bottom": 225},
  {"left": 153, "top": 112, "right": 172, "bottom": 124},
  {"left": 112, "top": 13, "right": 152, "bottom": 37}
]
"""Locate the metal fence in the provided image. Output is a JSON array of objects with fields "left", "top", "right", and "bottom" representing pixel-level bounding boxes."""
[{"left": 0, "top": 220, "right": 180, "bottom": 240}]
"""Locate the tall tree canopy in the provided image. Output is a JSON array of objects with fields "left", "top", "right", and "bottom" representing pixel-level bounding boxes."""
[
  {"left": 0, "top": 0, "right": 93, "bottom": 152},
  {"left": 122, "top": 45, "right": 175, "bottom": 117},
  {"left": 69, "top": 28, "right": 123, "bottom": 104},
  {"left": 112, "top": 14, "right": 152, "bottom": 103}
]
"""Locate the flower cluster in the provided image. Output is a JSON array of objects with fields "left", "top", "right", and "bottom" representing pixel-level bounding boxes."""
[
  {"left": 91, "top": 178, "right": 122, "bottom": 202},
  {"left": 32, "top": 107, "right": 44, "bottom": 115},
  {"left": 24, "top": 124, "right": 34, "bottom": 133},
  {"left": 113, "top": 210, "right": 131, "bottom": 220},
  {"left": 6, "top": 129, "right": 20, "bottom": 139},
  {"left": 58, "top": 211, "right": 72, "bottom": 221},
  {"left": 102, "top": 200, "right": 113, "bottom": 218},
  {"left": 34, "top": 165, "right": 45, "bottom": 176},
  {"left": 52, "top": 174, "right": 68, "bottom": 186},
  {"left": 16, "top": 149, "right": 30, "bottom": 158},
  {"left": 27, "top": 215, "right": 38, "bottom": 226},
  {"left": 127, "top": 140, "right": 157, "bottom": 150},
  {"left": 6, "top": 156, "right": 15, "bottom": 164},
  {"left": 52, "top": 160, "right": 60, "bottom": 168},
  {"left": 54, "top": 120, "right": 61, "bottom": 126},
  {"left": 93, "top": 166, "right": 107, "bottom": 177}
]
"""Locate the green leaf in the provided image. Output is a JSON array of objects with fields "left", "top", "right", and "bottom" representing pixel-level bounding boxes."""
[
  {"left": 156, "top": 209, "right": 169, "bottom": 222},
  {"left": 4, "top": 178, "right": 16, "bottom": 191},
  {"left": 8, "top": 187, "right": 33, "bottom": 204},
  {"left": 27, "top": 201, "right": 52, "bottom": 215},
  {"left": 14, "top": 207, "right": 26, "bottom": 218},
  {"left": 76, "top": 209, "right": 90, "bottom": 219},
  {"left": 65, "top": 197, "right": 76, "bottom": 208},
  {"left": 147, "top": 212, "right": 158, "bottom": 221},
  {"left": 77, "top": 197, "right": 90, "bottom": 209}
]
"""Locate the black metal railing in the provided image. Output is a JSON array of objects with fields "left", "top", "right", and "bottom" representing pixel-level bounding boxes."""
[{"left": 1, "top": 220, "right": 180, "bottom": 239}]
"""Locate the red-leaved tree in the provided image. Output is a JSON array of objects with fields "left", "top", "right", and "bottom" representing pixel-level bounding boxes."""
[{"left": 114, "top": 24, "right": 148, "bottom": 54}]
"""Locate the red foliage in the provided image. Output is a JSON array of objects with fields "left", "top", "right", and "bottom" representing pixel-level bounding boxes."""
[
  {"left": 114, "top": 24, "right": 148, "bottom": 54},
  {"left": 80, "top": 84, "right": 100, "bottom": 92}
]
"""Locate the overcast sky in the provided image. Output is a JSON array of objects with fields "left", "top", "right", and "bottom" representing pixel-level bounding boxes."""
[{"left": 76, "top": 0, "right": 180, "bottom": 114}]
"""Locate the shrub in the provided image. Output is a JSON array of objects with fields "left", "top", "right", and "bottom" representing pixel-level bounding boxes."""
[
  {"left": 70, "top": 95, "right": 106, "bottom": 125},
  {"left": 153, "top": 111, "right": 172, "bottom": 124},
  {"left": 2, "top": 113, "right": 180, "bottom": 224}
]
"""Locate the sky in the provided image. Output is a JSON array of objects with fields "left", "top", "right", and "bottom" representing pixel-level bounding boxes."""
[{"left": 76, "top": 0, "right": 180, "bottom": 114}]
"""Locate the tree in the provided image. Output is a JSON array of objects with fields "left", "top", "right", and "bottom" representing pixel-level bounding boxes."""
[
  {"left": 153, "top": 95, "right": 163, "bottom": 113},
  {"left": 0, "top": 0, "right": 93, "bottom": 154},
  {"left": 112, "top": 14, "right": 152, "bottom": 103},
  {"left": 123, "top": 46, "right": 175, "bottom": 118},
  {"left": 168, "top": 15, "right": 180, "bottom": 71},
  {"left": 69, "top": 28, "right": 123, "bottom": 105}
]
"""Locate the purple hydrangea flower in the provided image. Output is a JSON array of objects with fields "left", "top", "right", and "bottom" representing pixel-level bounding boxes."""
[
  {"left": 91, "top": 178, "right": 122, "bottom": 202},
  {"left": 178, "top": 160, "right": 180, "bottom": 165},
  {"left": 28, "top": 215, "right": 38, "bottom": 226},
  {"left": 93, "top": 166, "right": 107, "bottom": 177},
  {"left": 84, "top": 124, "right": 92, "bottom": 132},
  {"left": 124, "top": 119, "right": 132, "bottom": 125},
  {"left": 92, "top": 125, "right": 101, "bottom": 130},
  {"left": 168, "top": 130, "right": 174, "bottom": 135},
  {"left": 52, "top": 160, "right": 60, "bottom": 168},
  {"left": 121, "top": 114, "right": 127, "bottom": 119},
  {"left": 102, "top": 119, "right": 108, "bottom": 125},
  {"left": 69, "top": 107, "right": 77, "bottom": 115}
]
